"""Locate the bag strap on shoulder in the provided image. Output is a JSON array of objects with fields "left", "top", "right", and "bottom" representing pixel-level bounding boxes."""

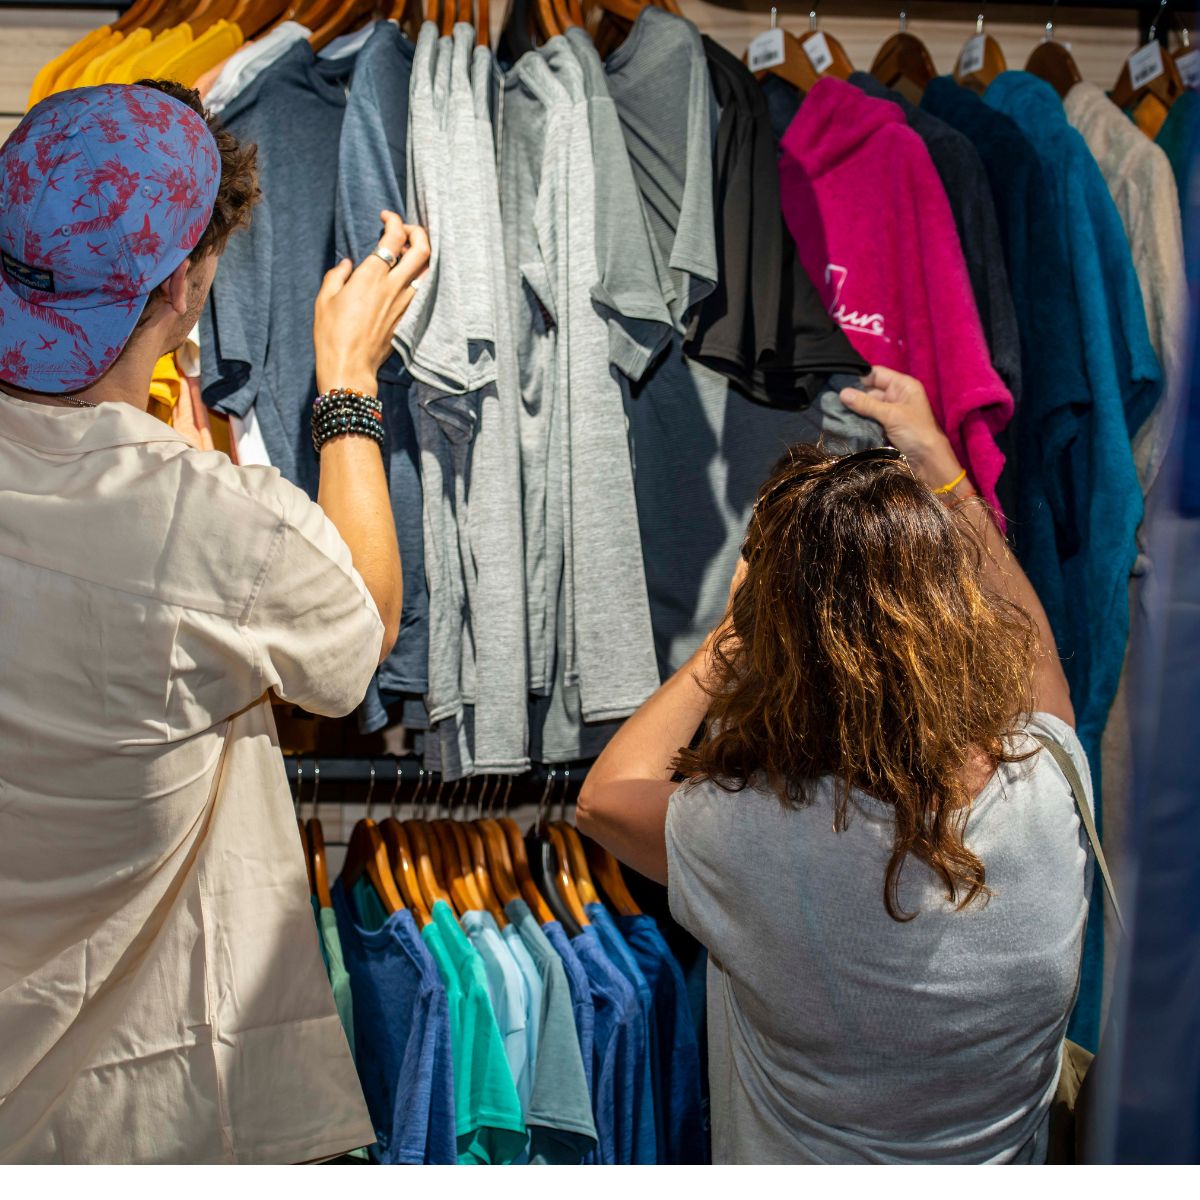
[{"left": 1034, "top": 734, "right": 1126, "bottom": 936}]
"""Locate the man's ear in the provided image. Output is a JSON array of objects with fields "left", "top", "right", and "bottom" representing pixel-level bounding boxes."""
[{"left": 163, "top": 258, "right": 191, "bottom": 317}]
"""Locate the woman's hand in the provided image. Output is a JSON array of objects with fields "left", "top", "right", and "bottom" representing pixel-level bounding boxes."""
[
  {"left": 838, "top": 365, "right": 964, "bottom": 490},
  {"left": 314, "top": 210, "right": 429, "bottom": 396}
]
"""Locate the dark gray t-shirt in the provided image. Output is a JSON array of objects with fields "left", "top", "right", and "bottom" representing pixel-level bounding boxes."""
[
  {"left": 668, "top": 712, "right": 1094, "bottom": 1163},
  {"left": 333, "top": 20, "right": 427, "bottom": 713},
  {"left": 201, "top": 42, "right": 356, "bottom": 498}
]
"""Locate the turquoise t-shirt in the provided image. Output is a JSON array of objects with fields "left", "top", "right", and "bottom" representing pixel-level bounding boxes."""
[
  {"left": 423, "top": 901, "right": 527, "bottom": 1164},
  {"left": 1155, "top": 89, "right": 1199, "bottom": 232}
]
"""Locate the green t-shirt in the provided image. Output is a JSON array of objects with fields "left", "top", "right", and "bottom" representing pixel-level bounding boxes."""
[
  {"left": 422, "top": 900, "right": 527, "bottom": 1164},
  {"left": 313, "top": 895, "right": 355, "bottom": 1060}
]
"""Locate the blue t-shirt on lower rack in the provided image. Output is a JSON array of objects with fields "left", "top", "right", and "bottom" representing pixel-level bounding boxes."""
[
  {"left": 332, "top": 878, "right": 457, "bottom": 1164},
  {"left": 617, "top": 912, "right": 708, "bottom": 1164},
  {"left": 585, "top": 904, "right": 659, "bottom": 1164}
]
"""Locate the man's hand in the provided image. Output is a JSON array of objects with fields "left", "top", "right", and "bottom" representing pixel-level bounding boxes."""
[
  {"left": 313, "top": 210, "right": 429, "bottom": 396},
  {"left": 838, "top": 365, "right": 963, "bottom": 489}
]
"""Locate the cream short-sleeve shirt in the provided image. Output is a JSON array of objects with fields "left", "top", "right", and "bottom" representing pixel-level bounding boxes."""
[{"left": 0, "top": 391, "right": 382, "bottom": 1163}]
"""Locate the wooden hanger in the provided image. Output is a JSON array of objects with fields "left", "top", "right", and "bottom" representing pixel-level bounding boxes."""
[
  {"left": 186, "top": 0, "right": 241, "bottom": 37},
  {"left": 380, "top": 817, "right": 433, "bottom": 926},
  {"left": 545, "top": 823, "right": 592, "bottom": 928},
  {"left": 478, "top": 817, "right": 523, "bottom": 908},
  {"left": 306, "top": 815, "right": 334, "bottom": 909},
  {"left": 465, "top": 823, "right": 508, "bottom": 925},
  {"left": 1025, "top": 19, "right": 1081, "bottom": 99},
  {"left": 230, "top": 0, "right": 293, "bottom": 39},
  {"left": 341, "top": 818, "right": 403, "bottom": 913},
  {"left": 584, "top": 837, "right": 643, "bottom": 917},
  {"left": 431, "top": 819, "right": 483, "bottom": 913},
  {"left": 114, "top": 0, "right": 164, "bottom": 33},
  {"left": 1112, "top": 5, "right": 1185, "bottom": 139},
  {"left": 299, "top": 818, "right": 314, "bottom": 895},
  {"left": 499, "top": 816, "right": 556, "bottom": 923},
  {"left": 954, "top": 12, "right": 1006, "bottom": 95},
  {"left": 797, "top": 8, "right": 854, "bottom": 81},
  {"left": 870, "top": 11, "right": 936, "bottom": 104},
  {"left": 745, "top": 10, "right": 820, "bottom": 95},
  {"left": 340, "top": 763, "right": 403, "bottom": 914},
  {"left": 142, "top": 0, "right": 197, "bottom": 36},
  {"left": 309, "top": 0, "right": 377, "bottom": 52},
  {"left": 1172, "top": 24, "right": 1198, "bottom": 81},
  {"left": 556, "top": 822, "right": 601, "bottom": 906},
  {"left": 406, "top": 819, "right": 454, "bottom": 910}
]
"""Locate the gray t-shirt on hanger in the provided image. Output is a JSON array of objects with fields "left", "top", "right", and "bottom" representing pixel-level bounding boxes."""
[
  {"left": 604, "top": 9, "right": 882, "bottom": 676},
  {"left": 539, "top": 36, "right": 663, "bottom": 723},
  {"left": 667, "top": 712, "right": 1094, "bottom": 1163},
  {"left": 402, "top": 24, "right": 529, "bottom": 775},
  {"left": 495, "top": 53, "right": 566, "bottom": 700}
]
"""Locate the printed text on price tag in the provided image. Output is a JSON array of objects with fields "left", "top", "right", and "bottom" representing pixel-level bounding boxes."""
[{"left": 748, "top": 28, "right": 786, "bottom": 73}]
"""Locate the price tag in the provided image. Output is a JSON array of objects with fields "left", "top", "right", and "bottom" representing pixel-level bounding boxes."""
[
  {"left": 1127, "top": 41, "right": 1166, "bottom": 90},
  {"left": 958, "top": 33, "right": 986, "bottom": 77},
  {"left": 1176, "top": 48, "right": 1200, "bottom": 88},
  {"left": 803, "top": 31, "right": 834, "bottom": 74},
  {"left": 747, "top": 28, "right": 786, "bottom": 73}
]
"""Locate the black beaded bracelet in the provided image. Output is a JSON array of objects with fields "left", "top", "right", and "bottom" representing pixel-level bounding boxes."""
[{"left": 311, "top": 389, "right": 386, "bottom": 455}]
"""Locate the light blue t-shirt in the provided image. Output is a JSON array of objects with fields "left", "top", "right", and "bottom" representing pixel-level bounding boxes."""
[{"left": 461, "top": 909, "right": 533, "bottom": 1110}]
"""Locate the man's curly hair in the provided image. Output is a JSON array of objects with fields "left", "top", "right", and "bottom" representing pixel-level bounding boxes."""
[{"left": 135, "top": 78, "right": 260, "bottom": 261}]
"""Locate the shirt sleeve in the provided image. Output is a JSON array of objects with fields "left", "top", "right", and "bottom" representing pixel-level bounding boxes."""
[
  {"left": 242, "top": 472, "right": 383, "bottom": 718},
  {"left": 664, "top": 780, "right": 748, "bottom": 971},
  {"left": 905, "top": 142, "right": 1014, "bottom": 519}
]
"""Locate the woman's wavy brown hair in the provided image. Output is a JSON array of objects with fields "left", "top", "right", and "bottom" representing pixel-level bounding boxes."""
[{"left": 674, "top": 444, "right": 1038, "bottom": 921}]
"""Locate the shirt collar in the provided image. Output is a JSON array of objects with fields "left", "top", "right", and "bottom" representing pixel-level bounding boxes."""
[{"left": 0, "top": 388, "right": 189, "bottom": 455}]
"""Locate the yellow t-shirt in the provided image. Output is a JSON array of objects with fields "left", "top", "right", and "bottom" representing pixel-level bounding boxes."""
[
  {"left": 109, "top": 23, "right": 194, "bottom": 86},
  {"left": 147, "top": 352, "right": 183, "bottom": 426},
  {"left": 78, "top": 28, "right": 152, "bottom": 87},
  {"left": 50, "top": 28, "right": 123, "bottom": 94},
  {"left": 27, "top": 25, "right": 111, "bottom": 109},
  {"left": 157, "top": 20, "right": 244, "bottom": 89}
]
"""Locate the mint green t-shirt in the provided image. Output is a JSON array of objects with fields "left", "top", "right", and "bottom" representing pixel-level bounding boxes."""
[
  {"left": 423, "top": 900, "right": 527, "bottom": 1164},
  {"left": 312, "top": 896, "right": 355, "bottom": 1058}
]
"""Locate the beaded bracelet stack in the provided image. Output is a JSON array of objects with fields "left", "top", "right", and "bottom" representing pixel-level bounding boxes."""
[{"left": 311, "top": 388, "right": 386, "bottom": 455}]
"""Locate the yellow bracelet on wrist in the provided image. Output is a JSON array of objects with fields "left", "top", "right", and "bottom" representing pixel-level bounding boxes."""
[{"left": 932, "top": 467, "right": 968, "bottom": 495}]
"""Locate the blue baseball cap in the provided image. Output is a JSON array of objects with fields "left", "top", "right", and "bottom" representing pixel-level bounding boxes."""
[{"left": 0, "top": 84, "right": 220, "bottom": 394}]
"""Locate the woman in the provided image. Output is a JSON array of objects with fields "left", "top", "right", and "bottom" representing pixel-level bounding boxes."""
[{"left": 577, "top": 366, "right": 1092, "bottom": 1164}]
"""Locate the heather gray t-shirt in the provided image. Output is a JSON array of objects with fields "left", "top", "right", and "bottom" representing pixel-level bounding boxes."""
[
  {"left": 667, "top": 711, "right": 1094, "bottom": 1164},
  {"left": 541, "top": 36, "right": 662, "bottom": 722},
  {"left": 402, "top": 24, "right": 528, "bottom": 775}
]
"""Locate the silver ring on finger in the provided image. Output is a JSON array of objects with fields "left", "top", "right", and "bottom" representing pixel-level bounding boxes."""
[{"left": 372, "top": 245, "right": 399, "bottom": 269}]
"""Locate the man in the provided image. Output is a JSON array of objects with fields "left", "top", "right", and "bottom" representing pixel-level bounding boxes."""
[{"left": 0, "top": 80, "right": 428, "bottom": 1162}]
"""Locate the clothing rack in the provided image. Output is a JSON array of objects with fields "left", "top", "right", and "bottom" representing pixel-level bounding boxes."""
[{"left": 285, "top": 754, "right": 593, "bottom": 826}]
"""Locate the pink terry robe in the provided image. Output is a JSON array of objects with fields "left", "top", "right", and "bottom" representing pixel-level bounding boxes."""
[{"left": 778, "top": 76, "right": 1013, "bottom": 519}]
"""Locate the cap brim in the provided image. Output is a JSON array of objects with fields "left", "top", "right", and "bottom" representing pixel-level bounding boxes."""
[{"left": 0, "top": 272, "right": 150, "bottom": 394}]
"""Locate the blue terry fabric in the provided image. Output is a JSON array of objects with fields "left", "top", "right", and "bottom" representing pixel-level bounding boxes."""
[
  {"left": 586, "top": 905, "right": 658, "bottom": 1164},
  {"left": 541, "top": 921, "right": 595, "bottom": 1110},
  {"left": 571, "top": 925, "right": 640, "bottom": 1165},
  {"left": 969, "top": 75, "right": 1156, "bottom": 1051},
  {"left": 617, "top": 914, "right": 708, "bottom": 1164},
  {"left": 332, "top": 880, "right": 457, "bottom": 1164},
  {"left": 332, "top": 23, "right": 428, "bottom": 719}
]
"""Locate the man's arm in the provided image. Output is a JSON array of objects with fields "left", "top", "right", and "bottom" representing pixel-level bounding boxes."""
[{"left": 311, "top": 211, "right": 429, "bottom": 661}]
